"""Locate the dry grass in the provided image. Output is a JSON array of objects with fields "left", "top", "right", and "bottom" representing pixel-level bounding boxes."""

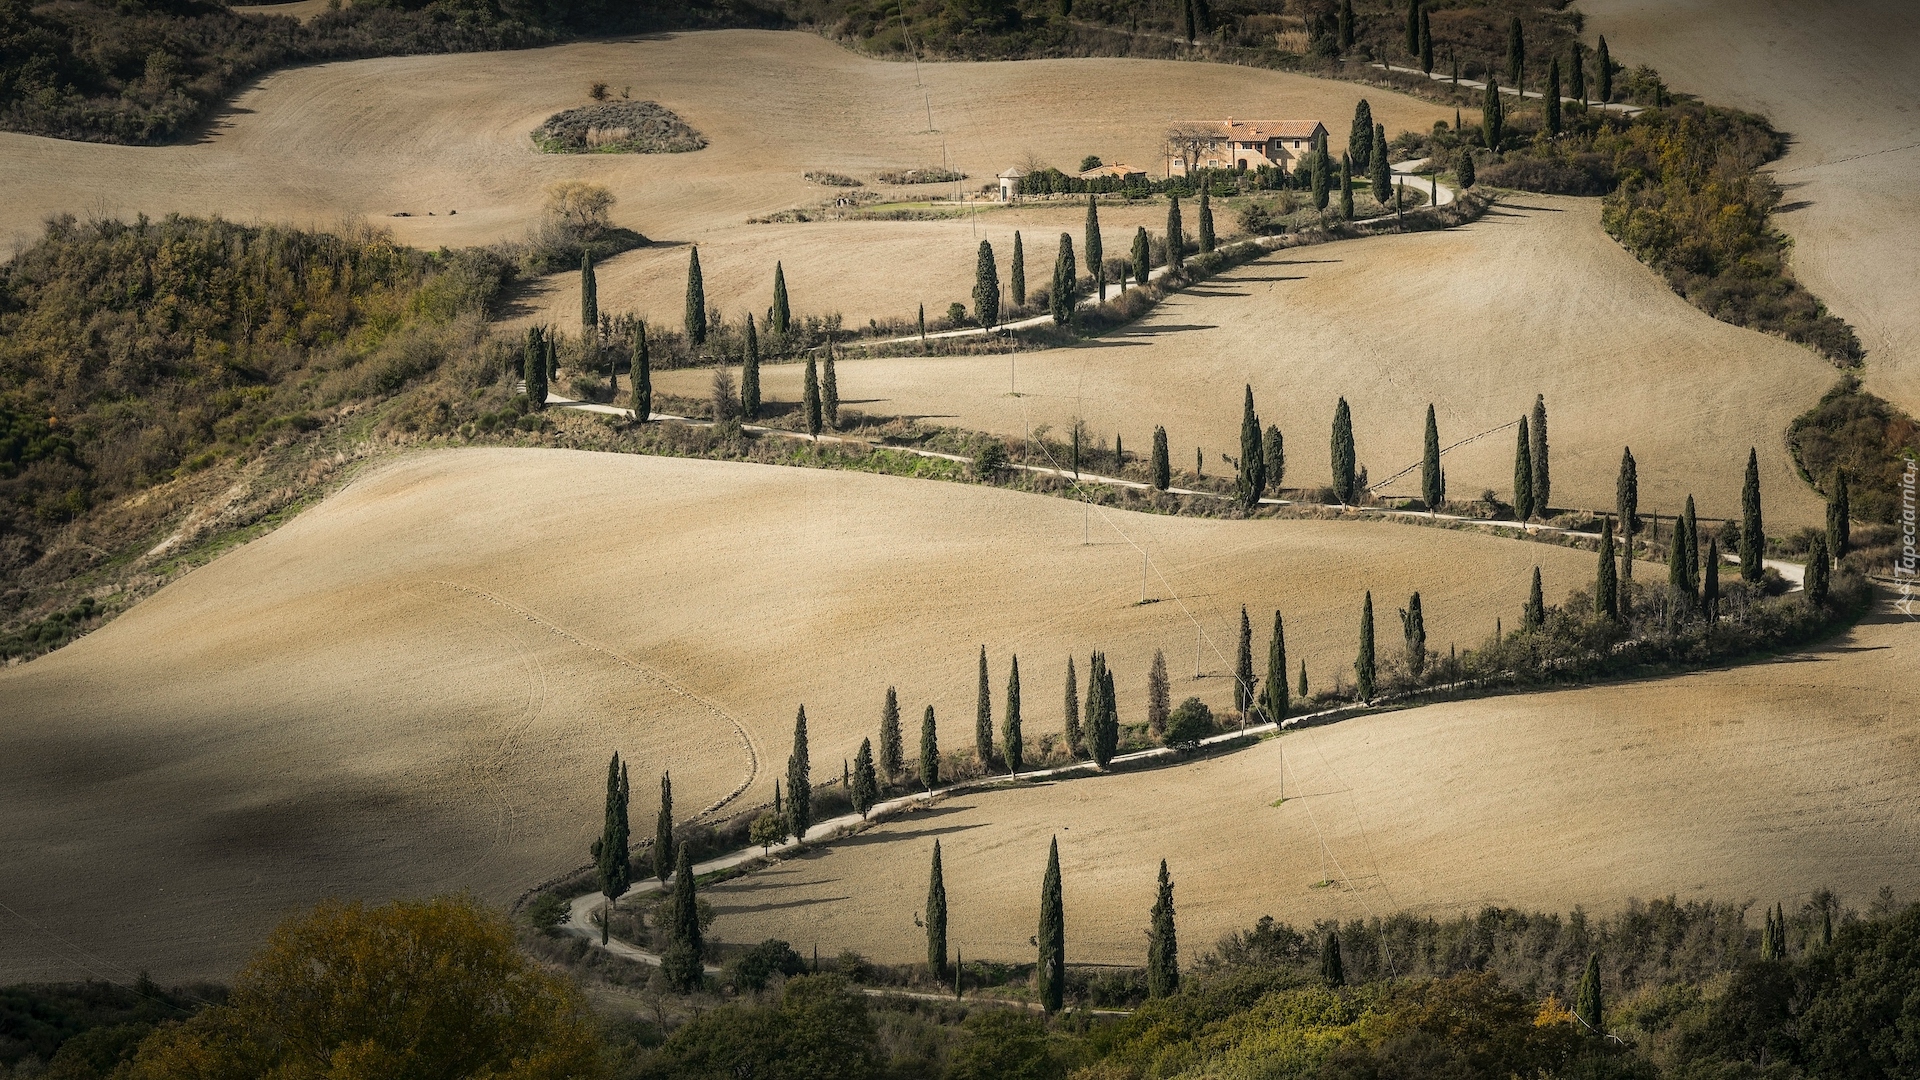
[
  {"left": 1581, "top": 0, "right": 1920, "bottom": 418},
  {"left": 0, "top": 448, "right": 1603, "bottom": 981},
  {"left": 658, "top": 195, "right": 1834, "bottom": 524}
]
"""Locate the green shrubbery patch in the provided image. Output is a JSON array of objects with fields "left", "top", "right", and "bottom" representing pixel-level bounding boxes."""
[{"left": 530, "top": 101, "right": 707, "bottom": 154}]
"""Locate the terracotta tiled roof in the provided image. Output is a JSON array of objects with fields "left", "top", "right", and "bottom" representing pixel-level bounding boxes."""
[
  {"left": 1078, "top": 163, "right": 1145, "bottom": 179},
  {"left": 1194, "top": 120, "right": 1327, "bottom": 141}
]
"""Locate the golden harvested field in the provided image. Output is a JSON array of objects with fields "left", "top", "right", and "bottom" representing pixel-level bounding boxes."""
[
  {"left": 0, "top": 29, "right": 1446, "bottom": 327},
  {"left": 0, "top": 448, "right": 1604, "bottom": 981},
  {"left": 658, "top": 195, "right": 1833, "bottom": 524},
  {"left": 707, "top": 604, "right": 1920, "bottom": 967},
  {"left": 1581, "top": 0, "right": 1920, "bottom": 416}
]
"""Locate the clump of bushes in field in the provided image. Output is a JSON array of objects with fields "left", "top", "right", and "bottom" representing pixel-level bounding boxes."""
[
  {"left": 530, "top": 101, "right": 706, "bottom": 154},
  {"left": 876, "top": 167, "right": 967, "bottom": 184},
  {"left": 803, "top": 171, "right": 862, "bottom": 186}
]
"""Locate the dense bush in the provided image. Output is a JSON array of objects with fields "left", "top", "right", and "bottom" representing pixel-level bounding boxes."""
[{"left": 1789, "top": 375, "right": 1920, "bottom": 526}]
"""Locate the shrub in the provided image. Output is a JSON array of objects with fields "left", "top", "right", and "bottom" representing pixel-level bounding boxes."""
[
  {"left": 877, "top": 167, "right": 967, "bottom": 184},
  {"left": 526, "top": 892, "right": 571, "bottom": 931},
  {"left": 804, "top": 171, "right": 862, "bottom": 186},
  {"left": 530, "top": 101, "right": 706, "bottom": 154},
  {"left": 1164, "top": 697, "right": 1214, "bottom": 746},
  {"left": 724, "top": 939, "right": 807, "bottom": 991}
]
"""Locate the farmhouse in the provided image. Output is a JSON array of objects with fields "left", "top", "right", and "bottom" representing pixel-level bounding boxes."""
[
  {"left": 1166, "top": 118, "right": 1328, "bottom": 175},
  {"left": 1078, "top": 162, "right": 1147, "bottom": 184}
]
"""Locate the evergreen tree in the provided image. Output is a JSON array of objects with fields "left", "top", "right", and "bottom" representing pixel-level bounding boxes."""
[
  {"left": 1419, "top": 7, "right": 1433, "bottom": 73},
  {"left": 918, "top": 303, "right": 927, "bottom": 345},
  {"left": 684, "top": 247, "right": 706, "bottom": 347},
  {"left": 1807, "top": 534, "right": 1830, "bottom": 606},
  {"left": 592, "top": 753, "right": 631, "bottom": 945},
  {"left": 1617, "top": 448, "right": 1639, "bottom": 583},
  {"left": 662, "top": 846, "right": 703, "bottom": 991},
  {"left": 1235, "top": 605, "right": 1256, "bottom": 715},
  {"left": 1094, "top": 653, "right": 1120, "bottom": 766},
  {"left": 974, "top": 645, "right": 994, "bottom": 767},
  {"left": 823, "top": 353, "right": 838, "bottom": 429},
  {"left": 1337, "top": 0, "right": 1353, "bottom": 51},
  {"left": 1038, "top": 837, "right": 1066, "bottom": 1014},
  {"left": 1263, "top": 610, "right": 1288, "bottom": 724},
  {"left": 974, "top": 239, "right": 1000, "bottom": 330},
  {"left": 1421, "top": 404, "right": 1443, "bottom": 511},
  {"left": 1546, "top": 58, "right": 1563, "bottom": 137},
  {"left": 1298, "top": 659, "right": 1310, "bottom": 700},
  {"left": 1570, "top": 45, "right": 1586, "bottom": 104},
  {"left": 547, "top": 332, "right": 557, "bottom": 381},
  {"left": 1667, "top": 514, "right": 1693, "bottom": 621},
  {"left": 1003, "top": 656, "right": 1024, "bottom": 773},
  {"left": 1704, "top": 540, "right": 1721, "bottom": 621},
  {"left": 1403, "top": 0, "right": 1419, "bottom": 56},
  {"left": 852, "top": 739, "right": 878, "bottom": 818},
  {"left": 1683, "top": 494, "right": 1700, "bottom": 599},
  {"left": 1147, "top": 860, "right": 1179, "bottom": 998},
  {"left": 786, "top": 707, "right": 812, "bottom": 842},
  {"left": 1064, "top": 656, "right": 1083, "bottom": 756},
  {"left": 1197, "top": 189, "right": 1215, "bottom": 253},
  {"left": 1011, "top": 232, "right": 1027, "bottom": 306},
  {"left": 1531, "top": 395, "right": 1550, "bottom": 513},
  {"left": 1321, "top": 930, "right": 1345, "bottom": 986},
  {"left": 1152, "top": 426, "right": 1172, "bottom": 490},
  {"left": 1525, "top": 567, "right": 1545, "bottom": 629},
  {"left": 771, "top": 262, "right": 791, "bottom": 336},
  {"left": 1596, "top": 36, "right": 1613, "bottom": 103},
  {"left": 1132, "top": 226, "right": 1151, "bottom": 288},
  {"left": 1369, "top": 124, "right": 1391, "bottom": 204},
  {"left": 1400, "top": 592, "right": 1426, "bottom": 676},
  {"left": 1349, "top": 99, "right": 1374, "bottom": 175},
  {"left": 1182, "top": 0, "right": 1196, "bottom": 42},
  {"left": 581, "top": 251, "right": 598, "bottom": 341},
  {"left": 1575, "top": 953, "right": 1603, "bottom": 1032},
  {"left": 1311, "top": 149, "right": 1331, "bottom": 210},
  {"left": 1741, "top": 447, "right": 1764, "bottom": 582},
  {"left": 1514, "top": 417, "right": 1535, "bottom": 520},
  {"left": 1596, "top": 518, "right": 1620, "bottom": 620},
  {"left": 1761, "top": 907, "right": 1778, "bottom": 961},
  {"left": 1264, "top": 424, "right": 1286, "bottom": 491},
  {"left": 524, "top": 326, "right": 548, "bottom": 410},
  {"left": 803, "top": 357, "right": 822, "bottom": 437},
  {"left": 1166, "top": 196, "right": 1185, "bottom": 271},
  {"left": 1483, "top": 79, "right": 1505, "bottom": 149},
  {"left": 1506, "top": 16, "right": 1525, "bottom": 89},
  {"left": 1457, "top": 150, "right": 1476, "bottom": 189},
  {"left": 1355, "top": 592, "right": 1376, "bottom": 701},
  {"left": 1338, "top": 155, "right": 1354, "bottom": 220},
  {"left": 927, "top": 841, "right": 948, "bottom": 979},
  {"left": 1148, "top": 649, "right": 1171, "bottom": 736},
  {"left": 1051, "top": 233, "right": 1077, "bottom": 326},
  {"left": 630, "top": 322, "right": 651, "bottom": 421},
  {"left": 655, "top": 771, "right": 674, "bottom": 883},
  {"left": 879, "top": 687, "right": 903, "bottom": 781},
  {"left": 1237, "top": 385, "right": 1266, "bottom": 509},
  {"left": 740, "top": 314, "right": 761, "bottom": 419},
  {"left": 1331, "top": 398, "right": 1357, "bottom": 504},
  {"left": 1085, "top": 195, "right": 1106, "bottom": 299},
  {"left": 919, "top": 705, "right": 940, "bottom": 789},
  {"left": 1827, "top": 470, "right": 1850, "bottom": 557}
]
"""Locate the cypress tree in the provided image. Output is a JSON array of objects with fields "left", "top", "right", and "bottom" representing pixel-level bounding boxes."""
[
  {"left": 1337, "top": 0, "right": 1353, "bottom": 51},
  {"left": 1331, "top": 398, "right": 1357, "bottom": 504},
  {"left": 1422, "top": 404, "right": 1443, "bottom": 511},
  {"left": 1011, "top": 231, "right": 1027, "bottom": 306},
  {"left": 684, "top": 247, "right": 706, "bottom": 347},
  {"left": 1132, "top": 226, "right": 1150, "bottom": 288},
  {"left": 1321, "top": 929, "right": 1345, "bottom": 986},
  {"left": 1090, "top": 653, "right": 1119, "bottom": 766},
  {"left": 524, "top": 326, "right": 549, "bottom": 409},
  {"left": 1761, "top": 907, "right": 1778, "bottom": 960},
  {"left": 1483, "top": 79, "right": 1505, "bottom": 150},
  {"left": 879, "top": 687, "right": 903, "bottom": 781},
  {"left": 1038, "top": 837, "right": 1066, "bottom": 1014},
  {"left": 1182, "top": 0, "right": 1195, "bottom": 42},
  {"left": 1823, "top": 904, "right": 1834, "bottom": 948},
  {"left": 1003, "top": 656, "right": 1024, "bottom": 774},
  {"left": 1166, "top": 195, "right": 1184, "bottom": 271},
  {"left": 786, "top": 707, "right": 812, "bottom": 841},
  {"left": 1064, "top": 656, "right": 1083, "bottom": 756},
  {"left": 1235, "top": 605, "right": 1256, "bottom": 715},
  {"left": 823, "top": 352, "right": 838, "bottom": 430},
  {"left": 1051, "top": 233, "right": 1077, "bottom": 326},
  {"left": 547, "top": 332, "right": 557, "bottom": 380},
  {"left": 926, "top": 841, "right": 948, "bottom": 979},
  {"left": 1705, "top": 540, "right": 1721, "bottom": 621},
  {"left": 1264, "top": 424, "right": 1285, "bottom": 491},
  {"left": 1148, "top": 649, "right": 1171, "bottom": 736},
  {"left": 1403, "top": 0, "right": 1419, "bottom": 56},
  {"left": 1085, "top": 195, "right": 1106, "bottom": 299},
  {"left": 1525, "top": 567, "right": 1545, "bottom": 629},
  {"left": 1197, "top": 189, "right": 1214, "bottom": 253},
  {"left": 974, "top": 240, "right": 1000, "bottom": 330},
  {"left": 1531, "top": 395, "right": 1550, "bottom": 513},
  {"left": 920, "top": 705, "right": 939, "bottom": 789},
  {"left": 1147, "top": 859, "right": 1179, "bottom": 997},
  {"left": 852, "top": 739, "right": 878, "bottom": 818},
  {"left": 1298, "top": 659, "right": 1309, "bottom": 700},
  {"left": 1514, "top": 417, "right": 1534, "bottom": 521},
  {"left": 1369, "top": 124, "right": 1391, "bottom": 205},
  {"left": 1740, "top": 447, "right": 1764, "bottom": 582},
  {"left": 918, "top": 303, "right": 926, "bottom": 345},
  {"left": 1457, "top": 150, "right": 1476, "bottom": 189},
  {"left": 803, "top": 357, "right": 822, "bottom": 437},
  {"left": 774, "top": 779, "right": 781, "bottom": 819},
  {"left": 740, "top": 314, "right": 761, "bottom": 419},
  {"left": 1419, "top": 7, "right": 1433, "bottom": 73},
  {"left": 1263, "top": 610, "right": 1288, "bottom": 724},
  {"left": 1546, "top": 58, "right": 1563, "bottom": 137},
  {"left": 771, "top": 262, "right": 790, "bottom": 336},
  {"left": 1596, "top": 36, "right": 1613, "bottom": 103},
  {"left": 1596, "top": 518, "right": 1620, "bottom": 620},
  {"left": 1575, "top": 953, "right": 1603, "bottom": 1032},
  {"left": 630, "top": 322, "right": 651, "bottom": 421},
  {"left": 1237, "top": 385, "right": 1266, "bottom": 509},
  {"left": 1349, "top": 99, "right": 1374, "bottom": 175},
  {"left": 1084, "top": 653, "right": 1106, "bottom": 764},
  {"left": 592, "top": 753, "right": 631, "bottom": 944},
  {"left": 1827, "top": 470, "right": 1850, "bottom": 557},
  {"left": 663, "top": 845, "right": 703, "bottom": 991},
  {"left": 1667, "top": 514, "right": 1693, "bottom": 622},
  {"left": 1151, "top": 426, "right": 1171, "bottom": 490},
  {"left": 975, "top": 645, "right": 994, "bottom": 767},
  {"left": 1506, "top": 16, "right": 1525, "bottom": 89},
  {"left": 1617, "top": 448, "right": 1639, "bottom": 582},
  {"left": 581, "top": 251, "right": 598, "bottom": 339},
  {"left": 1807, "top": 534, "right": 1830, "bottom": 606},
  {"left": 1355, "top": 591, "right": 1376, "bottom": 701},
  {"left": 655, "top": 771, "right": 674, "bottom": 883},
  {"left": 1683, "top": 495, "right": 1700, "bottom": 599},
  {"left": 1401, "top": 592, "right": 1426, "bottom": 676},
  {"left": 1338, "top": 155, "right": 1354, "bottom": 220},
  {"left": 1570, "top": 45, "right": 1586, "bottom": 104},
  {"left": 1311, "top": 149, "right": 1330, "bottom": 210}
]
